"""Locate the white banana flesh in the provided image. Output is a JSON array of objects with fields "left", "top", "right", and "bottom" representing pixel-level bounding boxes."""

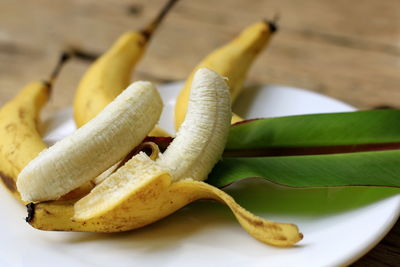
[
  {"left": 17, "top": 81, "right": 163, "bottom": 202},
  {"left": 74, "top": 67, "right": 232, "bottom": 216},
  {"left": 157, "top": 68, "right": 231, "bottom": 181}
]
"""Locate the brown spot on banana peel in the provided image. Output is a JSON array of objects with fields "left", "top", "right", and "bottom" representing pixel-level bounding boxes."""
[
  {"left": 0, "top": 171, "right": 17, "bottom": 192},
  {"left": 18, "top": 109, "right": 26, "bottom": 120},
  {"left": 5, "top": 123, "right": 16, "bottom": 133},
  {"left": 44, "top": 209, "right": 52, "bottom": 215}
]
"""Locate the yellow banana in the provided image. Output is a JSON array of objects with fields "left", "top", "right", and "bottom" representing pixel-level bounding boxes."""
[
  {"left": 175, "top": 20, "right": 277, "bottom": 130},
  {"left": 0, "top": 53, "right": 70, "bottom": 203},
  {"left": 26, "top": 69, "right": 302, "bottom": 247},
  {"left": 73, "top": 0, "right": 177, "bottom": 138}
]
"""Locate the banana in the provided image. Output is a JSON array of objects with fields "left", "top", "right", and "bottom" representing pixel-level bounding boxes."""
[
  {"left": 17, "top": 81, "right": 163, "bottom": 202},
  {"left": 174, "top": 20, "right": 277, "bottom": 130},
  {"left": 157, "top": 68, "right": 231, "bottom": 181},
  {"left": 73, "top": 0, "right": 177, "bottom": 137},
  {"left": 74, "top": 153, "right": 302, "bottom": 247},
  {"left": 25, "top": 69, "right": 302, "bottom": 247},
  {"left": 0, "top": 53, "right": 70, "bottom": 203}
]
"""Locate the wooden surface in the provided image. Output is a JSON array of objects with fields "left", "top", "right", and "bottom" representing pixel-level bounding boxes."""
[{"left": 0, "top": 0, "right": 399, "bottom": 265}]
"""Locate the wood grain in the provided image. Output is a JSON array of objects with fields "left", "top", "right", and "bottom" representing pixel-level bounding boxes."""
[{"left": 0, "top": 0, "right": 399, "bottom": 265}]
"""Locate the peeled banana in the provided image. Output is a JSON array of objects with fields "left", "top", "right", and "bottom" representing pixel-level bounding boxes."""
[
  {"left": 175, "top": 20, "right": 277, "bottom": 129},
  {"left": 17, "top": 81, "right": 163, "bottom": 202},
  {"left": 157, "top": 68, "right": 231, "bottom": 181},
  {"left": 26, "top": 68, "right": 302, "bottom": 247},
  {"left": 73, "top": 0, "right": 177, "bottom": 138},
  {"left": 0, "top": 53, "right": 69, "bottom": 203}
]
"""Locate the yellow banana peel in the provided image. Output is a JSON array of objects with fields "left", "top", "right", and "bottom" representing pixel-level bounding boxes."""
[
  {"left": 28, "top": 153, "right": 302, "bottom": 247},
  {"left": 0, "top": 53, "right": 72, "bottom": 203},
  {"left": 0, "top": 82, "right": 49, "bottom": 202}
]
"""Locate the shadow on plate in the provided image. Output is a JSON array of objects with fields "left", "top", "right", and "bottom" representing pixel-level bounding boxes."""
[
  {"left": 232, "top": 84, "right": 265, "bottom": 117},
  {"left": 223, "top": 177, "right": 399, "bottom": 216},
  {"left": 57, "top": 201, "right": 241, "bottom": 252}
]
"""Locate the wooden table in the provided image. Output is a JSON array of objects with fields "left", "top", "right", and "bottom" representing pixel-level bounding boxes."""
[{"left": 0, "top": 0, "right": 399, "bottom": 265}]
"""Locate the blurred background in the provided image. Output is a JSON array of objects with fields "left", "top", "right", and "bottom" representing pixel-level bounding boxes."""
[
  {"left": 0, "top": 0, "right": 399, "bottom": 112},
  {"left": 0, "top": 0, "right": 399, "bottom": 265}
]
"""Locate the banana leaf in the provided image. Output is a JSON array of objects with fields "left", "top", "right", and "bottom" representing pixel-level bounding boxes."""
[
  {"left": 208, "top": 151, "right": 400, "bottom": 188},
  {"left": 226, "top": 109, "right": 400, "bottom": 154},
  {"left": 207, "top": 110, "right": 400, "bottom": 188}
]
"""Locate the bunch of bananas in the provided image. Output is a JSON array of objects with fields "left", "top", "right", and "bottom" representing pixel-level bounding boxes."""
[{"left": 0, "top": 0, "right": 302, "bottom": 247}]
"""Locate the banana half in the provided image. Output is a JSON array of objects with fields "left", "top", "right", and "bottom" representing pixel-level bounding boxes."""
[
  {"left": 26, "top": 68, "right": 302, "bottom": 247},
  {"left": 17, "top": 81, "right": 163, "bottom": 202}
]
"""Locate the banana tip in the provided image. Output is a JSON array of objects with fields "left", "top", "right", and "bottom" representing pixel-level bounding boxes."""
[
  {"left": 266, "top": 20, "right": 278, "bottom": 33},
  {"left": 25, "top": 202, "right": 36, "bottom": 223}
]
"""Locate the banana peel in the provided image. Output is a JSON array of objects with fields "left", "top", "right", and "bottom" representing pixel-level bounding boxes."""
[{"left": 28, "top": 153, "right": 302, "bottom": 247}]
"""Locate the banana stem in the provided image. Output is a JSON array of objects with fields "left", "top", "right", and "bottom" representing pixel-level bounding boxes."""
[
  {"left": 140, "top": 0, "right": 179, "bottom": 40},
  {"left": 265, "top": 13, "right": 280, "bottom": 33},
  {"left": 68, "top": 0, "right": 179, "bottom": 62},
  {"left": 45, "top": 51, "right": 71, "bottom": 88},
  {"left": 69, "top": 47, "right": 99, "bottom": 62}
]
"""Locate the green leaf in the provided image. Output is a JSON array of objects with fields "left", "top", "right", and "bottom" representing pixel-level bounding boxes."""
[
  {"left": 227, "top": 110, "right": 400, "bottom": 153},
  {"left": 208, "top": 151, "right": 400, "bottom": 188},
  {"left": 206, "top": 110, "right": 400, "bottom": 189}
]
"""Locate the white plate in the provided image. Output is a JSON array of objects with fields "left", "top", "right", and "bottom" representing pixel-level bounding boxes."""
[{"left": 1, "top": 83, "right": 399, "bottom": 267}]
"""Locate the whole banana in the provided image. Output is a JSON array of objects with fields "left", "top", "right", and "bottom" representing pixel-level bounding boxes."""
[
  {"left": 73, "top": 0, "right": 177, "bottom": 137},
  {"left": 17, "top": 81, "right": 163, "bottom": 202},
  {"left": 0, "top": 53, "right": 69, "bottom": 203},
  {"left": 174, "top": 20, "right": 277, "bottom": 129},
  {"left": 26, "top": 69, "right": 302, "bottom": 247}
]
